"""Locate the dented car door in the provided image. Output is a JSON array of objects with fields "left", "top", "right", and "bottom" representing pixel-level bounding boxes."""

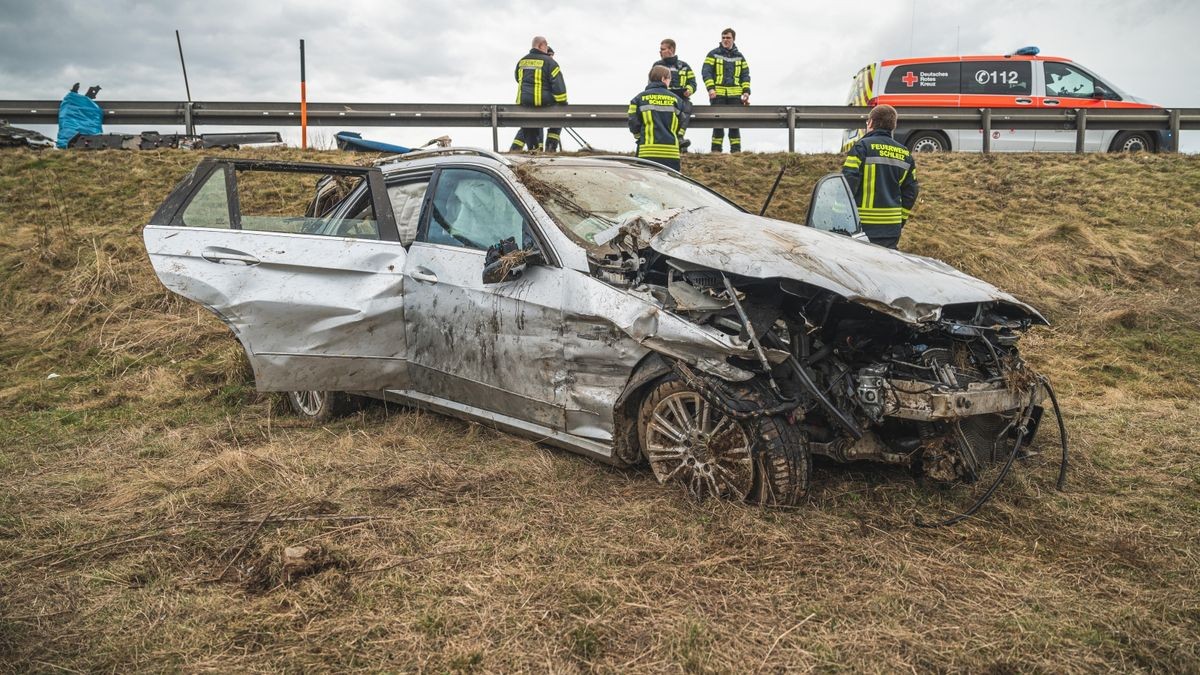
[
  {"left": 401, "top": 166, "right": 566, "bottom": 430},
  {"left": 143, "top": 159, "right": 409, "bottom": 392}
]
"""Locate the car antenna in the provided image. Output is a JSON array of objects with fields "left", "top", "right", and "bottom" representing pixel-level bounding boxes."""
[{"left": 759, "top": 160, "right": 791, "bottom": 216}]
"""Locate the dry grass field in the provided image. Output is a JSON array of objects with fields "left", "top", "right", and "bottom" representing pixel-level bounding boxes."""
[{"left": 1, "top": 147, "right": 1198, "bottom": 672}]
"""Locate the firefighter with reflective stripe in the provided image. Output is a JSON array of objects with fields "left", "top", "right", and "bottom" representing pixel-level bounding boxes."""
[
  {"left": 841, "top": 104, "right": 919, "bottom": 249},
  {"left": 628, "top": 65, "right": 687, "bottom": 171},
  {"left": 653, "top": 38, "right": 695, "bottom": 151},
  {"left": 542, "top": 46, "right": 564, "bottom": 152},
  {"left": 510, "top": 36, "right": 568, "bottom": 153},
  {"left": 702, "top": 27, "right": 750, "bottom": 153}
]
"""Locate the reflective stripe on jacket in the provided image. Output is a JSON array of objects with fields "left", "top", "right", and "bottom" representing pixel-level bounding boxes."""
[
  {"left": 653, "top": 56, "right": 696, "bottom": 98},
  {"left": 514, "top": 49, "right": 567, "bottom": 107},
  {"left": 842, "top": 130, "right": 919, "bottom": 236},
  {"left": 627, "top": 82, "right": 687, "bottom": 159},
  {"left": 701, "top": 45, "right": 750, "bottom": 97}
]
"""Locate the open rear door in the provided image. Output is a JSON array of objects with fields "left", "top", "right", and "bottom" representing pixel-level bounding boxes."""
[{"left": 143, "top": 158, "right": 410, "bottom": 392}]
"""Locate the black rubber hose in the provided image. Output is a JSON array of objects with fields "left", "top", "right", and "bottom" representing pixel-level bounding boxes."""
[
  {"left": 1040, "top": 376, "right": 1070, "bottom": 490},
  {"left": 915, "top": 390, "right": 1038, "bottom": 528}
]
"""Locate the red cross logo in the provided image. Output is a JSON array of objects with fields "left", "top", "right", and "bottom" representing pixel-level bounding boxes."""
[{"left": 901, "top": 71, "right": 918, "bottom": 87}]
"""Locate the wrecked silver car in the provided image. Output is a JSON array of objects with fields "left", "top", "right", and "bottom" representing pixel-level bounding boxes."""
[{"left": 144, "top": 149, "right": 1060, "bottom": 507}]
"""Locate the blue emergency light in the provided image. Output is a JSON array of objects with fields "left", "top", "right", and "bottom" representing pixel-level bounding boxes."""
[{"left": 1010, "top": 46, "right": 1040, "bottom": 56}]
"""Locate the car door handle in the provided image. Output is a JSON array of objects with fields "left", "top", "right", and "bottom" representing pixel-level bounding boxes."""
[
  {"left": 200, "top": 247, "right": 260, "bottom": 266},
  {"left": 410, "top": 267, "right": 438, "bottom": 284},
  {"left": 1044, "top": 98, "right": 1061, "bottom": 106},
  {"left": 1015, "top": 98, "right": 1032, "bottom": 105}
]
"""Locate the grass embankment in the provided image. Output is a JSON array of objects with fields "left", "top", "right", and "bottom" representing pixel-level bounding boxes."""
[{"left": 1, "top": 148, "right": 1198, "bottom": 672}]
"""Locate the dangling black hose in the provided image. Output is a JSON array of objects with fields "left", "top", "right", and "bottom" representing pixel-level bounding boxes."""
[
  {"left": 1041, "top": 376, "right": 1070, "bottom": 490},
  {"left": 915, "top": 376, "right": 1070, "bottom": 527},
  {"left": 916, "top": 390, "right": 1038, "bottom": 528}
]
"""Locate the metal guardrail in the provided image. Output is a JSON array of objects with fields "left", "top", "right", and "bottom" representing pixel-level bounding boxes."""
[{"left": 3, "top": 100, "right": 1196, "bottom": 153}]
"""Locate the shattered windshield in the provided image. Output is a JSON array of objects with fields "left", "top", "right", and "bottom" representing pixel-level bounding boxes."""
[{"left": 520, "top": 163, "right": 740, "bottom": 246}]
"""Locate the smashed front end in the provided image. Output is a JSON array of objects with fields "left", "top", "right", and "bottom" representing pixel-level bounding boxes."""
[
  {"left": 589, "top": 206, "right": 1050, "bottom": 483},
  {"left": 520, "top": 159, "right": 1057, "bottom": 490}
]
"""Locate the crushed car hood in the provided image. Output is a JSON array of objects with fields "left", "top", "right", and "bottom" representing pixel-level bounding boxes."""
[{"left": 649, "top": 209, "right": 1046, "bottom": 325}]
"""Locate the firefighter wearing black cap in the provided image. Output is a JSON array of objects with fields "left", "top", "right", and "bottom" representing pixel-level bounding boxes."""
[
  {"left": 628, "top": 65, "right": 687, "bottom": 171},
  {"left": 841, "top": 104, "right": 919, "bottom": 249},
  {"left": 702, "top": 27, "right": 750, "bottom": 153},
  {"left": 653, "top": 38, "right": 696, "bottom": 150},
  {"left": 510, "top": 35, "right": 568, "bottom": 152}
]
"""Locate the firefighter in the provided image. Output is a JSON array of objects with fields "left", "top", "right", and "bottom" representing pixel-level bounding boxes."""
[
  {"left": 841, "top": 104, "right": 919, "bottom": 249},
  {"left": 543, "top": 46, "right": 564, "bottom": 152},
  {"left": 702, "top": 28, "right": 750, "bottom": 153},
  {"left": 653, "top": 38, "right": 696, "bottom": 151},
  {"left": 628, "top": 65, "right": 687, "bottom": 171},
  {"left": 510, "top": 36, "right": 568, "bottom": 153}
]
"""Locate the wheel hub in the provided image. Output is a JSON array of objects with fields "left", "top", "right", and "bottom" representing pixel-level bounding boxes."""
[{"left": 645, "top": 391, "right": 753, "bottom": 501}]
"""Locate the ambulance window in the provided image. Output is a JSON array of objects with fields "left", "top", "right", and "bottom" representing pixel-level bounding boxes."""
[
  {"left": 961, "top": 61, "right": 1032, "bottom": 95},
  {"left": 884, "top": 62, "right": 960, "bottom": 94},
  {"left": 1044, "top": 62, "right": 1112, "bottom": 99}
]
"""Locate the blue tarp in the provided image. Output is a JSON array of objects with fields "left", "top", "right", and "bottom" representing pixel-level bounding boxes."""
[
  {"left": 335, "top": 131, "right": 412, "bottom": 153},
  {"left": 56, "top": 91, "right": 104, "bottom": 149}
]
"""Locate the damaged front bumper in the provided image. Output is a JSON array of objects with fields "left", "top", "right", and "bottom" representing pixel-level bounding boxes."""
[{"left": 876, "top": 379, "right": 1045, "bottom": 422}]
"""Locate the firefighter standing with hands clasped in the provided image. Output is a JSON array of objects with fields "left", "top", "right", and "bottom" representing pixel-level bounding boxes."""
[
  {"left": 841, "top": 104, "right": 920, "bottom": 249},
  {"left": 702, "top": 27, "right": 750, "bottom": 153}
]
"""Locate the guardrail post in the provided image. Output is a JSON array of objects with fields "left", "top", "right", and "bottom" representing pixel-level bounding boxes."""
[
  {"left": 490, "top": 105, "right": 499, "bottom": 152},
  {"left": 1170, "top": 108, "right": 1181, "bottom": 152},
  {"left": 183, "top": 101, "right": 195, "bottom": 136},
  {"left": 981, "top": 108, "right": 992, "bottom": 154},
  {"left": 1075, "top": 109, "right": 1087, "bottom": 154},
  {"left": 787, "top": 107, "right": 795, "bottom": 153}
]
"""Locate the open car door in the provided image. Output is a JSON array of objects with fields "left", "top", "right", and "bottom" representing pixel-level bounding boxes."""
[
  {"left": 805, "top": 173, "right": 868, "bottom": 242},
  {"left": 143, "top": 158, "right": 410, "bottom": 392}
]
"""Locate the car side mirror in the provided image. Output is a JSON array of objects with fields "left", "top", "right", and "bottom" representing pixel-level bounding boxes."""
[
  {"left": 483, "top": 236, "right": 543, "bottom": 284},
  {"left": 1092, "top": 86, "right": 1109, "bottom": 99}
]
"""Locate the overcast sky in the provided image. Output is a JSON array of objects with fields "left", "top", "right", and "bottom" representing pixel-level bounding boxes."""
[{"left": 1, "top": 0, "right": 1197, "bottom": 152}]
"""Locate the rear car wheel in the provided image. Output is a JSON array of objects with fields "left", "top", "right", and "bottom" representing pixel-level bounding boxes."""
[
  {"left": 906, "top": 131, "right": 947, "bottom": 153},
  {"left": 286, "top": 391, "right": 356, "bottom": 421},
  {"left": 1109, "top": 131, "right": 1154, "bottom": 153},
  {"left": 638, "top": 377, "right": 809, "bottom": 506}
]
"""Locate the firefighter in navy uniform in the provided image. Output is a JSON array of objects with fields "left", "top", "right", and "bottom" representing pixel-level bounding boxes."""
[
  {"left": 653, "top": 38, "right": 696, "bottom": 151},
  {"left": 702, "top": 28, "right": 750, "bottom": 153},
  {"left": 543, "top": 46, "right": 564, "bottom": 152},
  {"left": 841, "top": 104, "right": 919, "bottom": 249},
  {"left": 628, "top": 65, "right": 687, "bottom": 171},
  {"left": 510, "top": 36, "right": 568, "bottom": 152}
]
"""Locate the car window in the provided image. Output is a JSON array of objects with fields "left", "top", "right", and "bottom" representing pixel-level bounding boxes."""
[
  {"left": 423, "top": 168, "right": 530, "bottom": 250},
  {"left": 179, "top": 168, "right": 231, "bottom": 229},
  {"left": 387, "top": 180, "right": 429, "bottom": 246},
  {"left": 807, "top": 174, "right": 860, "bottom": 236},
  {"left": 1045, "top": 62, "right": 1099, "bottom": 98},
  {"left": 961, "top": 61, "right": 1032, "bottom": 95},
  {"left": 324, "top": 192, "right": 379, "bottom": 239},
  {"left": 235, "top": 169, "right": 378, "bottom": 239},
  {"left": 522, "top": 164, "right": 738, "bottom": 247},
  {"left": 884, "top": 62, "right": 960, "bottom": 94}
]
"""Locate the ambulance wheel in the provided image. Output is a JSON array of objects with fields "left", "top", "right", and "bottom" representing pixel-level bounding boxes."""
[
  {"left": 1110, "top": 132, "right": 1154, "bottom": 153},
  {"left": 907, "top": 131, "right": 948, "bottom": 153}
]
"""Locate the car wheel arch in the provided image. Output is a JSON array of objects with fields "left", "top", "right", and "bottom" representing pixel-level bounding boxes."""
[{"left": 610, "top": 352, "right": 675, "bottom": 467}]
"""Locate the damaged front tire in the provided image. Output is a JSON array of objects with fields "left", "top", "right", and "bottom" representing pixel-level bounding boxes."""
[{"left": 638, "top": 376, "right": 809, "bottom": 506}]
